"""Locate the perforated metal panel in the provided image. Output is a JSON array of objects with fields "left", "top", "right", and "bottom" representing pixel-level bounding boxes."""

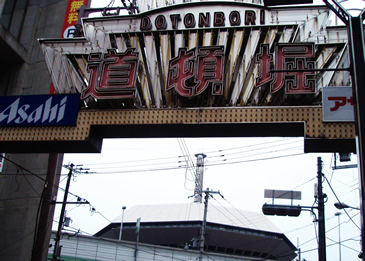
[{"left": 0, "top": 106, "right": 355, "bottom": 153}]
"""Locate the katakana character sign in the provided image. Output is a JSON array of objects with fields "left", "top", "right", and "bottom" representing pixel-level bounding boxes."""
[
  {"left": 322, "top": 87, "right": 354, "bottom": 122},
  {"left": 328, "top": 95, "right": 353, "bottom": 111},
  {"left": 82, "top": 48, "right": 139, "bottom": 100}
]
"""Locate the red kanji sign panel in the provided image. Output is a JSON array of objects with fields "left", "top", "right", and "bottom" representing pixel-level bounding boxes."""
[
  {"left": 79, "top": 43, "right": 318, "bottom": 100},
  {"left": 82, "top": 49, "right": 139, "bottom": 100},
  {"left": 167, "top": 46, "right": 224, "bottom": 97},
  {"left": 256, "top": 43, "right": 316, "bottom": 94}
]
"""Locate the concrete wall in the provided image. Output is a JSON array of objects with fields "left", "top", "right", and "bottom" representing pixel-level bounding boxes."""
[
  {"left": 0, "top": 1, "right": 67, "bottom": 260},
  {"left": 0, "top": 0, "right": 4, "bottom": 16}
]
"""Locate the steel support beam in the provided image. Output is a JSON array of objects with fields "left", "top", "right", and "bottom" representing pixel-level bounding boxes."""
[
  {"left": 322, "top": 0, "right": 365, "bottom": 257},
  {"left": 347, "top": 13, "right": 365, "bottom": 259}
]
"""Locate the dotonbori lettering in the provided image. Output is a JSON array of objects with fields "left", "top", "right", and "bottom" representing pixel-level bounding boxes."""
[
  {"left": 140, "top": 10, "right": 265, "bottom": 31},
  {"left": 0, "top": 97, "right": 67, "bottom": 124}
]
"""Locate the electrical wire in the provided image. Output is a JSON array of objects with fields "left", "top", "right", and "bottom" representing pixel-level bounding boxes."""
[
  {"left": 201, "top": 192, "right": 299, "bottom": 258},
  {"left": 0, "top": 155, "right": 46, "bottom": 182},
  {"left": 210, "top": 192, "right": 314, "bottom": 260},
  {"left": 0, "top": 228, "right": 35, "bottom": 255},
  {"left": 177, "top": 138, "right": 198, "bottom": 183},
  {"left": 212, "top": 196, "right": 261, "bottom": 229},
  {"left": 324, "top": 175, "right": 360, "bottom": 230},
  {"left": 3, "top": 146, "right": 356, "bottom": 260},
  {"left": 0, "top": 155, "right": 113, "bottom": 248},
  {"left": 84, "top": 151, "right": 306, "bottom": 175},
  {"left": 76, "top": 146, "right": 302, "bottom": 174},
  {"left": 326, "top": 237, "right": 361, "bottom": 253},
  {"left": 61, "top": 149, "right": 357, "bottom": 260},
  {"left": 77, "top": 138, "right": 301, "bottom": 168}
]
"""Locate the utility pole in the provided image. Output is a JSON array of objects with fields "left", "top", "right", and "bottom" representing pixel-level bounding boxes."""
[
  {"left": 52, "top": 164, "right": 74, "bottom": 261},
  {"left": 263, "top": 158, "right": 328, "bottom": 260},
  {"left": 199, "top": 189, "right": 209, "bottom": 261},
  {"left": 321, "top": 1, "right": 365, "bottom": 257},
  {"left": 194, "top": 153, "right": 207, "bottom": 203},
  {"left": 199, "top": 188, "right": 224, "bottom": 261},
  {"left": 135, "top": 217, "right": 141, "bottom": 261},
  {"left": 335, "top": 212, "right": 342, "bottom": 261},
  {"left": 317, "top": 157, "right": 327, "bottom": 261},
  {"left": 119, "top": 206, "right": 127, "bottom": 240},
  {"left": 32, "top": 154, "right": 62, "bottom": 261}
]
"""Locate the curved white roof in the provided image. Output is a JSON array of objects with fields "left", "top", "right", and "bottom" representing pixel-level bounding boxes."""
[{"left": 112, "top": 203, "right": 281, "bottom": 233}]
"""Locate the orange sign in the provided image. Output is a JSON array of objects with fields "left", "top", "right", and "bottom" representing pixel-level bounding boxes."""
[
  {"left": 61, "top": 0, "right": 88, "bottom": 38},
  {"left": 51, "top": 0, "right": 89, "bottom": 94}
]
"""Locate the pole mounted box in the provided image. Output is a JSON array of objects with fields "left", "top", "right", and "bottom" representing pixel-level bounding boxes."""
[{"left": 262, "top": 203, "right": 302, "bottom": 217}]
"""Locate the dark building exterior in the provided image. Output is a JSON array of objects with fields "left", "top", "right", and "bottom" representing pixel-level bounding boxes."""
[{"left": 0, "top": 1, "right": 67, "bottom": 260}]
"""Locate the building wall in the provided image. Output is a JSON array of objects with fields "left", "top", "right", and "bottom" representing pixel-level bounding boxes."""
[
  {"left": 0, "top": 0, "right": 67, "bottom": 260},
  {"left": 48, "top": 232, "right": 267, "bottom": 261}
]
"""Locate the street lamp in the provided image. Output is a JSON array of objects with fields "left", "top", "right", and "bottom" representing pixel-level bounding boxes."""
[
  {"left": 334, "top": 202, "right": 363, "bottom": 259},
  {"left": 334, "top": 202, "right": 360, "bottom": 210},
  {"left": 335, "top": 212, "right": 342, "bottom": 261},
  {"left": 119, "top": 206, "right": 127, "bottom": 240}
]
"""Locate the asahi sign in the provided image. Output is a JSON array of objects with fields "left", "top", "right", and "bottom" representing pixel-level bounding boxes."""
[{"left": 0, "top": 94, "right": 80, "bottom": 127}]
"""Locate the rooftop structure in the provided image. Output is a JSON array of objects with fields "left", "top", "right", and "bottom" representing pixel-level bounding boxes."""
[{"left": 95, "top": 203, "right": 297, "bottom": 260}]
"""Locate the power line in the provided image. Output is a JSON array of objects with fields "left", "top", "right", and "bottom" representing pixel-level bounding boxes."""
[
  {"left": 0, "top": 156, "right": 113, "bottom": 247},
  {"left": 324, "top": 175, "right": 360, "bottom": 230},
  {"left": 0, "top": 154, "right": 45, "bottom": 182},
  {"left": 212, "top": 196, "right": 262, "bottom": 229},
  {"left": 77, "top": 145, "right": 302, "bottom": 173},
  {"left": 82, "top": 152, "right": 305, "bottom": 175},
  {"left": 75, "top": 138, "right": 302, "bottom": 167},
  {"left": 177, "top": 138, "right": 199, "bottom": 186}
]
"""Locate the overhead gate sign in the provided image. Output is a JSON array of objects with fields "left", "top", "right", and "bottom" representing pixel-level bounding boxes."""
[{"left": 0, "top": 1, "right": 356, "bottom": 153}]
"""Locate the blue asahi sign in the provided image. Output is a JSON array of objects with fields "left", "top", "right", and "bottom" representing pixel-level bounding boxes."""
[{"left": 0, "top": 94, "right": 80, "bottom": 127}]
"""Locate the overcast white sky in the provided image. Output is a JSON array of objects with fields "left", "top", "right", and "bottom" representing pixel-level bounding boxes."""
[
  {"left": 56, "top": 137, "right": 361, "bottom": 260},
  {"left": 52, "top": 1, "right": 365, "bottom": 260}
]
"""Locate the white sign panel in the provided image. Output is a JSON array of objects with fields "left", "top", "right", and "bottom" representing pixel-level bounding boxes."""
[
  {"left": 322, "top": 87, "right": 355, "bottom": 122},
  {"left": 264, "top": 189, "right": 301, "bottom": 200}
]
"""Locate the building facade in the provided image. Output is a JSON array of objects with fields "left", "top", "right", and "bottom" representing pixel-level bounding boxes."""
[
  {"left": 0, "top": 1, "right": 67, "bottom": 260},
  {"left": 94, "top": 204, "right": 297, "bottom": 260},
  {"left": 48, "top": 231, "right": 268, "bottom": 261}
]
